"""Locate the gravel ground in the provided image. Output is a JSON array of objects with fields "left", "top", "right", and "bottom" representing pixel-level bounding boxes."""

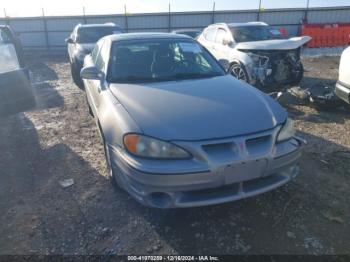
[{"left": 0, "top": 55, "right": 349, "bottom": 255}]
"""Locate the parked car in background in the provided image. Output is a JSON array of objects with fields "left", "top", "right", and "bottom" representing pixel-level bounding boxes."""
[
  {"left": 335, "top": 46, "right": 350, "bottom": 104},
  {"left": 80, "top": 33, "right": 303, "bottom": 208},
  {"left": 0, "top": 34, "right": 35, "bottom": 118},
  {"left": 66, "top": 23, "right": 123, "bottom": 87},
  {"left": 197, "top": 22, "right": 311, "bottom": 91},
  {"left": 172, "top": 29, "right": 202, "bottom": 39},
  {"left": 0, "top": 25, "right": 23, "bottom": 66}
]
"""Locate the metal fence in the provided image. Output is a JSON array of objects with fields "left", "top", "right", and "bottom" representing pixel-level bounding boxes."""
[{"left": 1, "top": 6, "right": 350, "bottom": 51}]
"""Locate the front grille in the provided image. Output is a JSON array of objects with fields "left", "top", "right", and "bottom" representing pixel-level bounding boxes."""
[
  {"left": 245, "top": 135, "right": 272, "bottom": 156},
  {"left": 178, "top": 173, "right": 288, "bottom": 204}
]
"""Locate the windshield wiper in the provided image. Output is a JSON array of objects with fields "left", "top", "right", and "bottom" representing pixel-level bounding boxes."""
[
  {"left": 171, "top": 72, "right": 222, "bottom": 80},
  {"left": 110, "top": 75, "right": 160, "bottom": 83}
]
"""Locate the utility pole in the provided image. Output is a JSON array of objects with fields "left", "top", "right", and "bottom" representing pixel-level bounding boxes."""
[
  {"left": 212, "top": 2, "right": 216, "bottom": 24},
  {"left": 42, "top": 8, "right": 50, "bottom": 52},
  {"left": 168, "top": 3, "right": 171, "bottom": 32},
  {"left": 82, "top": 6, "right": 87, "bottom": 24},
  {"left": 4, "top": 8, "right": 9, "bottom": 25},
  {"left": 257, "top": 0, "right": 262, "bottom": 21},
  {"left": 304, "top": 0, "right": 310, "bottom": 23},
  {"left": 124, "top": 5, "right": 128, "bottom": 33}
]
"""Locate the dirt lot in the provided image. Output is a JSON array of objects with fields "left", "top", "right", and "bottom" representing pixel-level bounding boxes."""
[{"left": 0, "top": 55, "right": 349, "bottom": 255}]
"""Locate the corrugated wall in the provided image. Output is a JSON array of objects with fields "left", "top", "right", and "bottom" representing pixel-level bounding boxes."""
[{"left": 0, "top": 6, "right": 349, "bottom": 51}]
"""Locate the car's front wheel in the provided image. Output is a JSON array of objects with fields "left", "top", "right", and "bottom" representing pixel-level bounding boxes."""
[
  {"left": 104, "top": 141, "right": 121, "bottom": 188},
  {"left": 70, "top": 63, "right": 84, "bottom": 89},
  {"left": 290, "top": 62, "right": 304, "bottom": 86},
  {"left": 229, "top": 62, "right": 249, "bottom": 83}
]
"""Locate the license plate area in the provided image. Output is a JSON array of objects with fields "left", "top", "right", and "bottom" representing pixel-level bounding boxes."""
[{"left": 221, "top": 159, "right": 268, "bottom": 184}]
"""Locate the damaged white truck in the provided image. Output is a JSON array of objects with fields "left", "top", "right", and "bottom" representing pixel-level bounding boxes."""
[{"left": 197, "top": 22, "right": 311, "bottom": 91}]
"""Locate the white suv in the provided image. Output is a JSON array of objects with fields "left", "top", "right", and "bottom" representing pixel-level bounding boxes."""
[
  {"left": 197, "top": 22, "right": 311, "bottom": 90},
  {"left": 335, "top": 47, "right": 350, "bottom": 104}
]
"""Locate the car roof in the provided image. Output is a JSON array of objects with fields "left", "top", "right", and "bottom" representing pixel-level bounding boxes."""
[
  {"left": 106, "top": 32, "right": 192, "bottom": 42},
  {"left": 227, "top": 22, "right": 269, "bottom": 27},
  {"left": 77, "top": 23, "right": 120, "bottom": 29},
  {"left": 172, "top": 29, "right": 201, "bottom": 33},
  {"left": 208, "top": 22, "right": 268, "bottom": 29}
]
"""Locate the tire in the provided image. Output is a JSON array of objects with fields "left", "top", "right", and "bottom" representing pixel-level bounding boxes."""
[
  {"left": 104, "top": 141, "right": 122, "bottom": 189},
  {"left": 70, "top": 63, "right": 84, "bottom": 89},
  {"left": 290, "top": 62, "right": 304, "bottom": 86},
  {"left": 85, "top": 94, "right": 93, "bottom": 116},
  {"left": 229, "top": 62, "right": 249, "bottom": 83}
]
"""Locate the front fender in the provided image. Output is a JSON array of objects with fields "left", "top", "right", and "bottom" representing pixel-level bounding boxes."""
[{"left": 97, "top": 89, "right": 143, "bottom": 149}]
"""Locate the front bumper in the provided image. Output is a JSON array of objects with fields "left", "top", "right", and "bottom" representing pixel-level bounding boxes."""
[
  {"left": 245, "top": 59, "right": 303, "bottom": 89},
  {"left": 335, "top": 81, "right": 350, "bottom": 104},
  {"left": 109, "top": 130, "right": 303, "bottom": 208}
]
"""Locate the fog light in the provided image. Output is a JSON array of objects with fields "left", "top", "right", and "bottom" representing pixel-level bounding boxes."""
[{"left": 147, "top": 192, "right": 173, "bottom": 208}]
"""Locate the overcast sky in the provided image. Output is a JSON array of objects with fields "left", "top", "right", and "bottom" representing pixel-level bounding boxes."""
[{"left": 1, "top": 0, "right": 350, "bottom": 17}]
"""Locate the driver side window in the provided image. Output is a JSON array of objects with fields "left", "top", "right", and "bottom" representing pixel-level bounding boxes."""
[
  {"left": 204, "top": 27, "right": 217, "bottom": 42},
  {"left": 91, "top": 43, "right": 100, "bottom": 63},
  {"left": 97, "top": 41, "right": 111, "bottom": 72},
  {"left": 92, "top": 40, "right": 105, "bottom": 70}
]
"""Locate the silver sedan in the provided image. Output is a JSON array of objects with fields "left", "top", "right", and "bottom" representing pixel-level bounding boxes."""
[{"left": 81, "top": 33, "right": 303, "bottom": 208}]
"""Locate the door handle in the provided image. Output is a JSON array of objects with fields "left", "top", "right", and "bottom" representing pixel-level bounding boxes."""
[{"left": 97, "top": 85, "right": 102, "bottom": 93}]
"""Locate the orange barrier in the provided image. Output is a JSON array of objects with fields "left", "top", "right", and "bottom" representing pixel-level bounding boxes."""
[
  {"left": 302, "top": 23, "right": 350, "bottom": 48},
  {"left": 279, "top": 27, "right": 288, "bottom": 38}
]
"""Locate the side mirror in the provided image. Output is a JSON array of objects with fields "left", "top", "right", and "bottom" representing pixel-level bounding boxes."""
[
  {"left": 218, "top": 59, "right": 230, "bottom": 71},
  {"left": 80, "top": 66, "right": 104, "bottom": 81},
  {"left": 65, "top": 38, "right": 74, "bottom": 44}
]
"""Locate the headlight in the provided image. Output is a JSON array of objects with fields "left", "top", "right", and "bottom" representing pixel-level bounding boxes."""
[
  {"left": 248, "top": 53, "right": 261, "bottom": 63},
  {"left": 123, "top": 134, "right": 191, "bottom": 159},
  {"left": 246, "top": 52, "right": 269, "bottom": 67},
  {"left": 277, "top": 118, "right": 295, "bottom": 142}
]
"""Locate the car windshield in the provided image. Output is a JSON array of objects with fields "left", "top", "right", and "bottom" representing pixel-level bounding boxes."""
[
  {"left": 76, "top": 27, "right": 121, "bottom": 43},
  {"left": 230, "top": 26, "right": 275, "bottom": 43},
  {"left": 108, "top": 39, "right": 225, "bottom": 83}
]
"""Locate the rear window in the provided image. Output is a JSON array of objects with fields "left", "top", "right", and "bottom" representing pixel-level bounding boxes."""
[{"left": 76, "top": 27, "right": 122, "bottom": 43}]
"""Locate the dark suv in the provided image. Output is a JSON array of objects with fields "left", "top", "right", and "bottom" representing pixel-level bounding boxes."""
[{"left": 66, "top": 23, "right": 123, "bottom": 87}]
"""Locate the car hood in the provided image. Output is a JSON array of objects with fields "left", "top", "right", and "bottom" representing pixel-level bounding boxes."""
[
  {"left": 109, "top": 75, "right": 287, "bottom": 141},
  {"left": 236, "top": 36, "right": 312, "bottom": 51}
]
